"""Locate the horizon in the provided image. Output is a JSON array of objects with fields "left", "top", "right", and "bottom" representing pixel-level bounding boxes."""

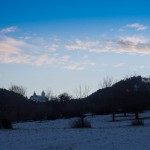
[{"left": 1, "top": 0, "right": 150, "bottom": 97}]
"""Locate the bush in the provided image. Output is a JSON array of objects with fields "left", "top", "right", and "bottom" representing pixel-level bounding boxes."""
[
  {"left": 0, "top": 119, "right": 13, "bottom": 129},
  {"left": 131, "top": 120, "right": 144, "bottom": 126},
  {"left": 70, "top": 118, "right": 91, "bottom": 128}
]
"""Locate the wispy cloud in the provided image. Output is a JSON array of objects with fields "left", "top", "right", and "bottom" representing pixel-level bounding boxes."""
[
  {"left": 45, "top": 44, "right": 59, "bottom": 52},
  {"left": 108, "top": 36, "right": 150, "bottom": 55},
  {"left": 28, "top": 35, "right": 60, "bottom": 53},
  {"left": 64, "top": 60, "right": 96, "bottom": 71},
  {"left": 0, "top": 52, "right": 70, "bottom": 66},
  {"left": 120, "top": 36, "right": 149, "bottom": 45},
  {"left": 0, "top": 53, "right": 33, "bottom": 64},
  {"left": 65, "top": 39, "right": 100, "bottom": 51},
  {"left": 0, "top": 36, "right": 27, "bottom": 55},
  {"left": 1, "top": 24, "right": 150, "bottom": 71},
  {"left": 126, "top": 23, "right": 148, "bottom": 31},
  {"left": 0, "top": 26, "right": 18, "bottom": 33},
  {"left": 0, "top": 36, "right": 36, "bottom": 54},
  {"left": 66, "top": 36, "right": 150, "bottom": 55},
  {"left": 64, "top": 65, "right": 85, "bottom": 71},
  {"left": 34, "top": 54, "right": 70, "bottom": 66},
  {"left": 0, "top": 35, "right": 70, "bottom": 66},
  {"left": 66, "top": 39, "right": 110, "bottom": 53}
]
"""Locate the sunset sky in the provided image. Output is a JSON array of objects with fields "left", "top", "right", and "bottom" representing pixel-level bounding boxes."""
[{"left": 0, "top": 0, "right": 150, "bottom": 97}]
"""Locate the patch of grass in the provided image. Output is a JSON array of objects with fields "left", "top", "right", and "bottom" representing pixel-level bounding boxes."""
[{"left": 70, "top": 118, "right": 91, "bottom": 128}]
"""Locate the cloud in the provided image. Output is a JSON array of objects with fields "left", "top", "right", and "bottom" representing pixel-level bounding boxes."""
[
  {"left": 0, "top": 53, "right": 70, "bottom": 66},
  {"left": 66, "top": 36, "right": 150, "bottom": 55},
  {"left": 0, "top": 35, "right": 70, "bottom": 66},
  {"left": 64, "top": 65, "right": 85, "bottom": 71},
  {"left": 120, "top": 36, "right": 149, "bottom": 45},
  {"left": 0, "top": 53, "right": 33, "bottom": 64},
  {"left": 66, "top": 39, "right": 110, "bottom": 53},
  {"left": 65, "top": 39, "right": 100, "bottom": 51},
  {"left": 126, "top": 23, "right": 148, "bottom": 31},
  {"left": 65, "top": 65, "right": 85, "bottom": 71},
  {"left": 60, "top": 55, "right": 70, "bottom": 63},
  {"left": 0, "top": 51, "right": 70, "bottom": 66},
  {"left": 0, "top": 26, "right": 18, "bottom": 33},
  {"left": 3, "top": 36, "right": 26, "bottom": 46},
  {"left": 1, "top": 25, "right": 150, "bottom": 70},
  {"left": 64, "top": 60, "right": 96, "bottom": 71},
  {"left": 0, "top": 36, "right": 26, "bottom": 54},
  {"left": 29, "top": 36, "right": 60, "bottom": 53},
  {"left": 108, "top": 36, "right": 150, "bottom": 55},
  {"left": 0, "top": 35, "right": 34, "bottom": 64},
  {"left": 34, "top": 54, "right": 70, "bottom": 66},
  {"left": 46, "top": 44, "right": 59, "bottom": 52},
  {"left": 0, "top": 42, "right": 20, "bottom": 54},
  {"left": 0, "top": 36, "right": 36, "bottom": 55}
]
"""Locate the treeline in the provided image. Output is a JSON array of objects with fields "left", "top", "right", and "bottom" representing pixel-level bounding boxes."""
[
  {"left": 0, "top": 89, "right": 86, "bottom": 121},
  {"left": 1, "top": 75, "right": 150, "bottom": 122},
  {"left": 88, "top": 76, "right": 150, "bottom": 121}
]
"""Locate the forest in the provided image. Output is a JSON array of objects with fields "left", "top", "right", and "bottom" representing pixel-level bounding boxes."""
[{"left": 0, "top": 75, "right": 150, "bottom": 123}]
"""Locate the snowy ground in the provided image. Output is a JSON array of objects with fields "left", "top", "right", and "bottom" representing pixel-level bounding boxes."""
[{"left": 1, "top": 112, "right": 150, "bottom": 150}]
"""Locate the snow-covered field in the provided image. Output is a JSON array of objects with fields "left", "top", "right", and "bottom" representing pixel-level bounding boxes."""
[{"left": 1, "top": 112, "right": 150, "bottom": 150}]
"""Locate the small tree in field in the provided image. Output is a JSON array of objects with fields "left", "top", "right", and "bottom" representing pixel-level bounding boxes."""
[
  {"left": 73, "top": 84, "right": 91, "bottom": 126},
  {"left": 70, "top": 118, "right": 91, "bottom": 128}
]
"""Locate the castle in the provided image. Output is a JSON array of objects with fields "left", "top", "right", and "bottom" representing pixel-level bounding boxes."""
[{"left": 30, "top": 91, "right": 48, "bottom": 102}]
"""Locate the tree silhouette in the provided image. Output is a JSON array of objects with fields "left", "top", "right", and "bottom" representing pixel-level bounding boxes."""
[{"left": 9, "top": 84, "right": 27, "bottom": 97}]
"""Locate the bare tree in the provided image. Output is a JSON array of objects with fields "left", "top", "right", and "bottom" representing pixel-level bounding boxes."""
[
  {"left": 98, "top": 77, "right": 114, "bottom": 89},
  {"left": 123, "top": 73, "right": 136, "bottom": 81},
  {"left": 45, "top": 89, "right": 53, "bottom": 101},
  {"left": 9, "top": 84, "right": 27, "bottom": 97},
  {"left": 74, "top": 84, "right": 91, "bottom": 99}
]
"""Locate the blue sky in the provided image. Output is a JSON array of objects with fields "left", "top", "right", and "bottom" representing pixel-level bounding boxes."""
[{"left": 0, "top": 0, "right": 150, "bottom": 97}]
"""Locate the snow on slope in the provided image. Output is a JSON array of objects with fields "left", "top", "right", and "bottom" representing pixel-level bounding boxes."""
[{"left": 1, "top": 113, "right": 150, "bottom": 150}]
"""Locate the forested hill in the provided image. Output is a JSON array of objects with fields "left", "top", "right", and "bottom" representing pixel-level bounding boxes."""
[
  {"left": 86, "top": 76, "right": 150, "bottom": 115},
  {"left": 0, "top": 88, "right": 32, "bottom": 121}
]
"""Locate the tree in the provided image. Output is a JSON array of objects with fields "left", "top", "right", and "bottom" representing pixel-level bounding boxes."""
[
  {"left": 98, "top": 77, "right": 115, "bottom": 121},
  {"left": 45, "top": 89, "right": 53, "bottom": 101},
  {"left": 111, "top": 76, "right": 150, "bottom": 122},
  {"left": 98, "top": 76, "right": 114, "bottom": 89},
  {"left": 58, "top": 93, "right": 72, "bottom": 103},
  {"left": 9, "top": 84, "right": 27, "bottom": 97},
  {"left": 74, "top": 84, "right": 91, "bottom": 99}
]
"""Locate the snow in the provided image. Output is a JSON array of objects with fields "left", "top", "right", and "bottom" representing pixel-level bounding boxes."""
[{"left": 1, "top": 112, "right": 150, "bottom": 150}]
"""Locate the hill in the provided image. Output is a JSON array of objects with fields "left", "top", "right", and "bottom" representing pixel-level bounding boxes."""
[{"left": 86, "top": 76, "right": 150, "bottom": 120}]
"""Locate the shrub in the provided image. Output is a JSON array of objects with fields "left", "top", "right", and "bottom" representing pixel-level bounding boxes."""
[
  {"left": 70, "top": 118, "right": 91, "bottom": 128},
  {"left": 131, "top": 120, "right": 144, "bottom": 126},
  {"left": 0, "top": 119, "right": 13, "bottom": 129}
]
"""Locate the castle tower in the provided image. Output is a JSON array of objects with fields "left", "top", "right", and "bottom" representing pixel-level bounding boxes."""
[
  {"left": 33, "top": 91, "right": 36, "bottom": 96},
  {"left": 41, "top": 91, "right": 45, "bottom": 97}
]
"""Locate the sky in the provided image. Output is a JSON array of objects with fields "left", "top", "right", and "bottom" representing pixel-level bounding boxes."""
[{"left": 0, "top": 0, "right": 150, "bottom": 97}]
